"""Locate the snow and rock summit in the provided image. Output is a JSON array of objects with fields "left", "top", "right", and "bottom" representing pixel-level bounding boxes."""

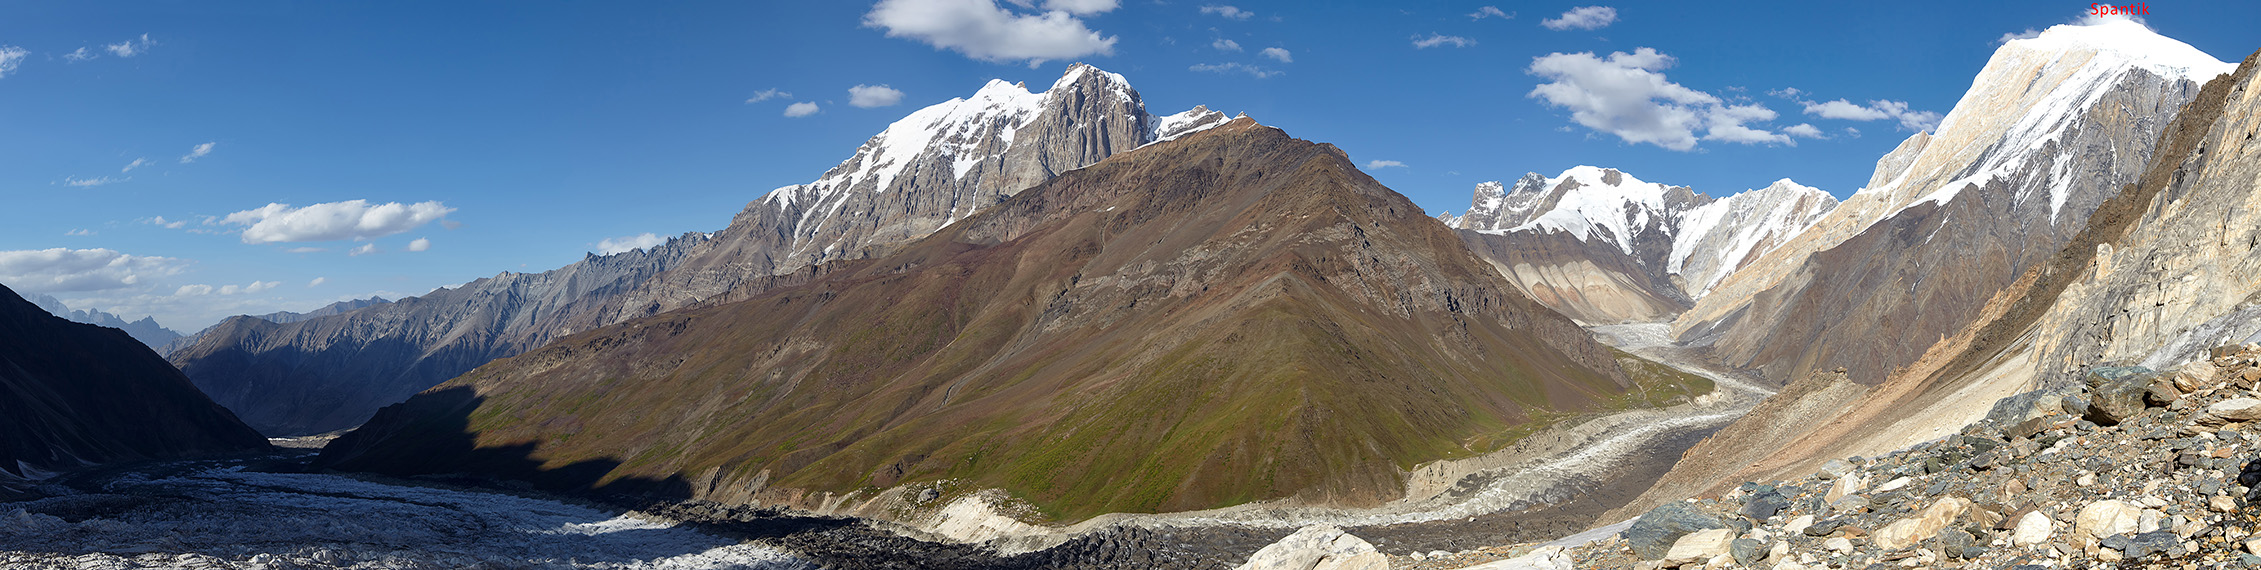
[{"left": 1439, "top": 167, "right": 1837, "bottom": 321}]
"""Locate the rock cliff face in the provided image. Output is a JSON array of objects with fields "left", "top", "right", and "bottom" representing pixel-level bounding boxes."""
[
  {"left": 169, "top": 64, "right": 1223, "bottom": 436},
  {"left": 0, "top": 284, "right": 267, "bottom": 486},
  {"left": 1441, "top": 168, "right": 1835, "bottom": 324},
  {"left": 318, "top": 120, "right": 1646, "bottom": 523},
  {"left": 1671, "top": 19, "right": 2231, "bottom": 385},
  {"left": 25, "top": 293, "right": 182, "bottom": 353}
]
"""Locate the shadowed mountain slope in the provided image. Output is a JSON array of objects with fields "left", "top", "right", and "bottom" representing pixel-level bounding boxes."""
[
  {"left": 319, "top": 119, "right": 1647, "bottom": 522},
  {"left": 0, "top": 284, "right": 267, "bottom": 485}
]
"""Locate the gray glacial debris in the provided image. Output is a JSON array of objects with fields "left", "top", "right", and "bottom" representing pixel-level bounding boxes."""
[{"left": 167, "top": 63, "right": 1226, "bottom": 436}]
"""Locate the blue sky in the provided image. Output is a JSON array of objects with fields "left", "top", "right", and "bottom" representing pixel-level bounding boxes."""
[{"left": 3, "top": 0, "right": 2255, "bottom": 330}]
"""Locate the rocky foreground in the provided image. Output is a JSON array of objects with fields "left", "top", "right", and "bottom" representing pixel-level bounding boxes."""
[{"left": 1241, "top": 344, "right": 2261, "bottom": 570}]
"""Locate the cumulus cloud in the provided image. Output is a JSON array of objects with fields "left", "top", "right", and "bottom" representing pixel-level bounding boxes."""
[
  {"left": 783, "top": 102, "right": 820, "bottom": 117},
  {"left": 1412, "top": 34, "right": 1476, "bottom": 49},
  {"left": 1366, "top": 160, "right": 1407, "bottom": 169},
  {"left": 66, "top": 176, "right": 127, "bottom": 187},
  {"left": 348, "top": 244, "right": 378, "bottom": 257},
  {"left": 64, "top": 47, "right": 97, "bottom": 62},
  {"left": 1800, "top": 99, "right": 1942, "bottom": 132},
  {"left": 1542, "top": 6, "right": 1618, "bottom": 30},
  {"left": 1212, "top": 39, "right": 1242, "bottom": 52},
  {"left": 105, "top": 34, "right": 154, "bottom": 57},
  {"left": 0, "top": 248, "right": 187, "bottom": 293},
  {"left": 848, "top": 84, "right": 906, "bottom": 108},
  {"left": 1200, "top": 5, "right": 1253, "bottom": 20},
  {"left": 406, "top": 238, "right": 431, "bottom": 252},
  {"left": 1470, "top": 6, "right": 1513, "bottom": 20},
  {"left": 1188, "top": 62, "right": 1279, "bottom": 79},
  {"left": 148, "top": 216, "right": 187, "bottom": 230},
  {"left": 175, "top": 281, "right": 280, "bottom": 297},
  {"left": 745, "top": 88, "right": 791, "bottom": 103},
  {"left": 1527, "top": 47, "right": 1796, "bottom": 151},
  {"left": 595, "top": 232, "right": 667, "bottom": 255},
  {"left": 0, "top": 46, "right": 25, "bottom": 79},
  {"left": 220, "top": 200, "right": 456, "bottom": 244},
  {"left": 121, "top": 157, "right": 152, "bottom": 172},
  {"left": 1782, "top": 123, "right": 1826, "bottom": 139},
  {"left": 1012, "top": 0, "right": 1118, "bottom": 15},
  {"left": 180, "top": 142, "right": 215, "bottom": 164},
  {"left": 1260, "top": 47, "right": 1292, "bottom": 62},
  {"left": 864, "top": 0, "right": 1118, "bottom": 66}
]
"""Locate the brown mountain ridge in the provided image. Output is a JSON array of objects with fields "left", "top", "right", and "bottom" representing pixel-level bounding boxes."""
[{"left": 319, "top": 119, "right": 1704, "bottom": 522}]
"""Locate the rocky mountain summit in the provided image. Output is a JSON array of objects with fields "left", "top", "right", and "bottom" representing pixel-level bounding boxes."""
[
  {"left": 1673, "top": 19, "right": 2235, "bottom": 385},
  {"left": 168, "top": 63, "right": 1224, "bottom": 436},
  {"left": 315, "top": 119, "right": 1697, "bottom": 526},
  {"left": 1438, "top": 168, "right": 1836, "bottom": 324}
]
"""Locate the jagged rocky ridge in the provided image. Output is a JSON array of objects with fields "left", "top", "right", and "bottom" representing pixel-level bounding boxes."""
[
  {"left": 1671, "top": 19, "right": 2235, "bottom": 385},
  {"left": 24, "top": 292, "right": 182, "bottom": 353},
  {"left": 0, "top": 284, "right": 267, "bottom": 493},
  {"left": 1438, "top": 167, "right": 1836, "bottom": 324},
  {"left": 168, "top": 63, "right": 1226, "bottom": 436},
  {"left": 316, "top": 119, "right": 1665, "bottom": 524}
]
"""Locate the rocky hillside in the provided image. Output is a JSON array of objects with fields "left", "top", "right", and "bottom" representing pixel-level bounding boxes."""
[
  {"left": 1672, "top": 19, "right": 2234, "bottom": 385},
  {"left": 1595, "top": 45, "right": 2261, "bottom": 534},
  {"left": 1438, "top": 168, "right": 1835, "bottom": 324},
  {"left": 316, "top": 119, "right": 1660, "bottom": 524},
  {"left": 169, "top": 64, "right": 1225, "bottom": 436},
  {"left": 25, "top": 292, "right": 182, "bottom": 352},
  {"left": 0, "top": 284, "right": 267, "bottom": 494}
]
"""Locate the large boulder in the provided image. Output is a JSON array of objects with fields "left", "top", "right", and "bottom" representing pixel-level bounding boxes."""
[
  {"left": 1663, "top": 528, "right": 1735, "bottom": 566},
  {"left": 1234, "top": 525, "right": 1387, "bottom": 570},
  {"left": 2075, "top": 500, "right": 2143, "bottom": 548},
  {"left": 1623, "top": 502, "right": 1726, "bottom": 560},
  {"left": 2084, "top": 367, "right": 2158, "bottom": 425},
  {"left": 1872, "top": 497, "right": 1971, "bottom": 550},
  {"left": 2209, "top": 398, "right": 2261, "bottom": 422}
]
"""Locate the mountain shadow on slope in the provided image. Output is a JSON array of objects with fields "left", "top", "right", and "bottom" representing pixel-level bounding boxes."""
[
  {"left": 318, "top": 118, "right": 1652, "bottom": 523},
  {"left": 0, "top": 283, "right": 268, "bottom": 491}
]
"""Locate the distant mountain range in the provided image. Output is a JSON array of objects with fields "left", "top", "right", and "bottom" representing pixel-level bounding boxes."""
[{"left": 24, "top": 293, "right": 183, "bottom": 353}]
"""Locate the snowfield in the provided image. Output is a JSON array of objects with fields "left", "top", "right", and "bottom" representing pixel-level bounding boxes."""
[{"left": 0, "top": 461, "right": 816, "bottom": 570}]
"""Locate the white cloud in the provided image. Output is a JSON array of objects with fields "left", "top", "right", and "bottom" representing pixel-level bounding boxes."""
[
  {"left": 1212, "top": 39, "right": 1242, "bottom": 52},
  {"left": 1188, "top": 62, "right": 1279, "bottom": 79},
  {"left": 174, "top": 281, "right": 280, "bottom": 297},
  {"left": 348, "top": 244, "right": 378, "bottom": 257},
  {"left": 1200, "top": 5, "right": 1253, "bottom": 20},
  {"left": 66, "top": 176, "right": 127, "bottom": 187},
  {"left": 308, "top": 277, "right": 327, "bottom": 287},
  {"left": 149, "top": 216, "right": 187, "bottom": 230},
  {"left": 64, "top": 47, "right": 97, "bottom": 62},
  {"left": 0, "top": 46, "right": 25, "bottom": 79},
  {"left": 848, "top": 84, "right": 906, "bottom": 108},
  {"left": 220, "top": 200, "right": 456, "bottom": 244},
  {"left": 1259, "top": 47, "right": 1291, "bottom": 62},
  {"left": 285, "top": 246, "right": 327, "bottom": 253},
  {"left": 122, "top": 157, "right": 152, "bottom": 172},
  {"left": 864, "top": 0, "right": 1118, "bottom": 66},
  {"left": 595, "top": 232, "right": 667, "bottom": 255},
  {"left": 65, "top": 229, "right": 95, "bottom": 237},
  {"left": 0, "top": 248, "right": 187, "bottom": 293},
  {"left": 1040, "top": 0, "right": 1117, "bottom": 15},
  {"left": 1527, "top": 47, "right": 1795, "bottom": 151},
  {"left": 105, "top": 34, "right": 154, "bottom": 58},
  {"left": 1470, "top": 6, "right": 1512, "bottom": 20},
  {"left": 1800, "top": 99, "right": 1942, "bottom": 132},
  {"left": 406, "top": 237, "right": 431, "bottom": 252},
  {"left": 783, "top": 102, "right": 820, "bottom": 117},
  {"left": 745, "top": 88, "right": 791, "bottom": 103},
  {"left": 1542, "top": 6, "right": 1618, "bottom": 30},
  {"left": 1766, "top": 87, "right": 1806, "bottom": 98},
  {"left": 1366, "top": 160, "right": 1407, "bottom": 169},
  {"left": 1412, "top": 34, "right": 1476, "bottom": 49},
  {"left": 1782, "top": 123, "right": 1827, "bottom": 139},
  {"left": 180, "top": 142, "right": 216, "bottom": 163}
]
